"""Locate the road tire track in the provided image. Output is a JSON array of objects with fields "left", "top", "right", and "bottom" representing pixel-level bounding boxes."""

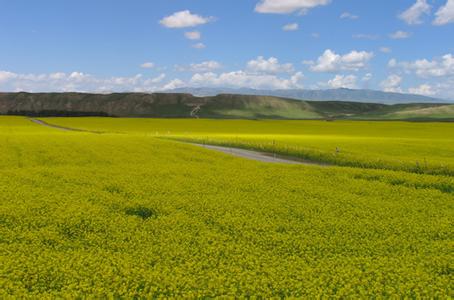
[{"left": 29, "top": 118, "right": 103, "bottom": 133}]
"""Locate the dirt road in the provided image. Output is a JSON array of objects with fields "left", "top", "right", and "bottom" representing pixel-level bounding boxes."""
[
  {"left": 29, "top": 117, "right": 324, "bottom": 165},
  {"left": 190, "top": 143, "right": 325, "bottom": 165}
]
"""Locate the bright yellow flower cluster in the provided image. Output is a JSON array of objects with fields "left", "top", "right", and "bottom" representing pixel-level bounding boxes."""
[{"left": 0, "top": 116, "right": 452, "bottom": 298}]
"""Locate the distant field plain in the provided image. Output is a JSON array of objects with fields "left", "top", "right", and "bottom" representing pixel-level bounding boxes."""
[{"left": 47, "top": 117, "right": 454, "bottom": 175}]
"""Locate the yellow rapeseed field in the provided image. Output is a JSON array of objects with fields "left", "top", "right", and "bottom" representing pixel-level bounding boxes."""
[
  {"left": 48, "top": 117, "right": 454, "bottom": 175},
  {"left": 0, "top": 116, "right": 452, "bottom": 298}
]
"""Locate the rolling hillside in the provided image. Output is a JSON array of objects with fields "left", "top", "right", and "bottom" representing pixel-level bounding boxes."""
[
  {"left": 166, "top": 87, "right": 450, "bottom": 104},
  {"left": 0, "top": 92, "right": 453, "bottom": 120}
]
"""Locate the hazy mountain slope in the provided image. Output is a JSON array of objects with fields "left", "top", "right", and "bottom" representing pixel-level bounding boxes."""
[
  {"left": 166, "top": 87, "right": 449, "bottom": 104},
  {"left": 201, "top": 94, "right": 323, "bottom": 119},
  {"left": 377, "top": 104, "right": 454, "bottom": 120},
  {"left": 0, "top": 92, "right": 452, "bottom": 120}
]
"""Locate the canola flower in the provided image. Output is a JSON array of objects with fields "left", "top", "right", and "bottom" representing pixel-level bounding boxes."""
[
  {"left": 0, "top": 116, "right": 452, "bottom": 298},
  {"left": 46, "top": 117, "right": 454, "bottom": 175}
]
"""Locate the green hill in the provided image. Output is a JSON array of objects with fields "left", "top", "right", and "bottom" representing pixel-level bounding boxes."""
[
  {"left": 0, "top": 92, "right": 452, "bottom": 121},
  {"left": 375, "top": 104, "right": 454, "bottom": 120}
]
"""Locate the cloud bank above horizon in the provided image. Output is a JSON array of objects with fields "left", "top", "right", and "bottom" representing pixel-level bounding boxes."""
[{"left": 0, "top": 0, "right": 453, "bottom": 99}]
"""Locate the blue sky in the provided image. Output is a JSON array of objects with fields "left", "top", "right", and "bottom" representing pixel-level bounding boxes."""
[{"left": 0, "top": 0, "right": 453, "bottom": 99}]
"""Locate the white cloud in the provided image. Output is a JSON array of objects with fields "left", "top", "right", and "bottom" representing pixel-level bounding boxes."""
[
  {"left": 188, "top": 61, "right": 222, "bottom": 72},
  {"left": 0, "top": 71, "right": 18, "bottom": 82},
  {"left": 362, "top": 73, "right": 373, "bottom": 81},
  {"left": 162, "top": 79, "right": 185, "bottom": 90},
  {"left": 247, "top": 56, "right": 294, "bottom": 74},
  {"left": 399, "top": 0, "right": 431, "bottom": 25},
  {"left": 108, "top": 74, "right": 143, "bottom": 86},
  {"left": 145, "top": 74, "right": 166, "bottom": 84},
  {"left": 325, "top": 74, "right": 357, "bottom": 89},
  {"left": 283, "top": 23, "right": 299, "bottom": 31},
  {"left": 388, "top": 58, "right": 398, "bottom": 67},
  {"left": 380, "top": 47, "right": 392, "bottom": 53},
  {"left": 255, "top": 0, "right": 330, "bottom": 14},
  {"left": 2, "top": 69, "right": 452, "bottom": 98},
  {"left": 140, "top": 62, "right": 155, "bottom": 69},
  {"left": 0, "top": 70, "right": 179, "bottom": 93},
  {"left": 340, "top": 12, "right": 359, "bottom": 20},
  {"left": 433, "top": 0, "right": 454, "bottom": 25},
  {"left": 308, "top": 49, "right": 374, "bottom": 73},
  {"left": 389, "top": 30, "right": 411, "bottom": 39},
  {"left": 160, "top": 10, "right": 213, "bottom": 28},
  {"left": 380, "top": 74, "right": 403, "bottom": 92},
  {"left": 179, "top": 56, "right": 299, "bottom": 89},
  {"left": 390, "top": 54, "right": 454, "bottom": 77},
  {"left": 49, "top": 72, "right": 66, "bottom": 80},
  {"left": 431, "top": 78, "right": 454, "bottom": 99},
  {"left": 68, "top": 72, "right": 90, "bottom": 82},
  {"left": 185, "top": 31, "right": 201, "bottom": 40},
  {"left": 190, "top": 71, "right": 304, "bottom": 90},
  {"left": 192, "top": 43, "right": 206, "bottom": 49},
  {"left": 352, "top": 34, "right": 379, "bottom": 40},
  {"left": 290, "top": 72, "right": 305, "bottom": 85},
  {"left": 408, "top": 84, "right": 436, "bottom": 96}
]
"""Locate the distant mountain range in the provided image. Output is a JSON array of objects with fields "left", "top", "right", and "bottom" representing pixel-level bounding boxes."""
[{"left": 164, "top": 87, "right": 451, "bottom": 105}]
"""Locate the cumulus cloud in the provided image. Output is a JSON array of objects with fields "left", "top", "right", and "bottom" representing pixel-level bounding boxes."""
[
  {"left": 308, "top": 49, "right": 374, "bottom": 73},
  {"left": 49, "top": 72, "right": 66, "bottom": 80},
  {"left": 162, "top": 79, "right": 185, "bottom": 90},
  {"left": 160, "top": 10, "right": 213, "bottom": 28},
  {"left": 192, "top": 43, "right": 206, "bottom": 49},
  {"left": 399, "top": 0, "right": 431, "bottom": 25},
  {"left": 325, "top": 74, "right": 357, "bottom": 89},
  {"left": 145, "top": 74, "right": 166, "bottom": 84},
  {"left": 176, "top": 56, "right": 300, "bottom": 89},
  {"left": 352, "top": 34, "right": 379, "bottom": 40},
  {"left": 431, "top": 78, "right": 454, "bottom": 99},
  {"left": 140, "top": 62, "right": 155, "bottom": 69},
  {"left": 255, "top": 0, "right": 330, "bottom": 14},
  {"left": 283, "top": 23, "right": 299, "bottom": 31},
  {"left": 186, "top": 61, "right": 222, "bottom": 72},
  {"left": 390, "top": 54, "right": 454, "bottom": 77},
  {"left": 389, "top": 30, "right": 411, "bottom": 39},
  {"left": 247, "top": 56, "right": 294, "bottom": 74},
  {"left": 408, "top": 84, "right": 436, "bottom": 96},
  {"left": 0, "top": 54, "right": 307, "bottom": 92},
  {"left": 433, "top": 0, "right": 454, "bottom": 25},
  {"left": 388, "top": 58, "right": 398, "bottom": 68},
  {"left": 0, "top": 71, "right": 18, "bottom": 83},
  {"left": 190, "top": 71, "right": 304, "bottom": 90},
  {"left": 185, "top": 31, "right": 201, "bottom": 40},
  {"left": 380, "top": 74, "right": 403, "bottom": 92},
  {"left": 0, "top": 70, "right": 176, "bottom": 93},
  {"left": 68, "top": 72, "right": 91, "bottom": 82},
  {"left": 362, "top": 73, "right": 373, "bottom": 82},
  {"left": 340, "top": 12, "right": 359, "bottom": 20}
]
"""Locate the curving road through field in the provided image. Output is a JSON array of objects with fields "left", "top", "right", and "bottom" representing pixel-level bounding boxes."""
[
  {"left": 29, "top": 117, "right": 324, "bottom": 165},
  {"left": 190, "top": 143, "right": 325, "bottom": 165}
]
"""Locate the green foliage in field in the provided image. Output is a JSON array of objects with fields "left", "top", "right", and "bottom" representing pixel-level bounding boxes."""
[
  {"left": 47, "top": 117, "right": 454, "bottom": 175},
  {"left": 0, "top": 117, "right": 453, "bottom": 298}
]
